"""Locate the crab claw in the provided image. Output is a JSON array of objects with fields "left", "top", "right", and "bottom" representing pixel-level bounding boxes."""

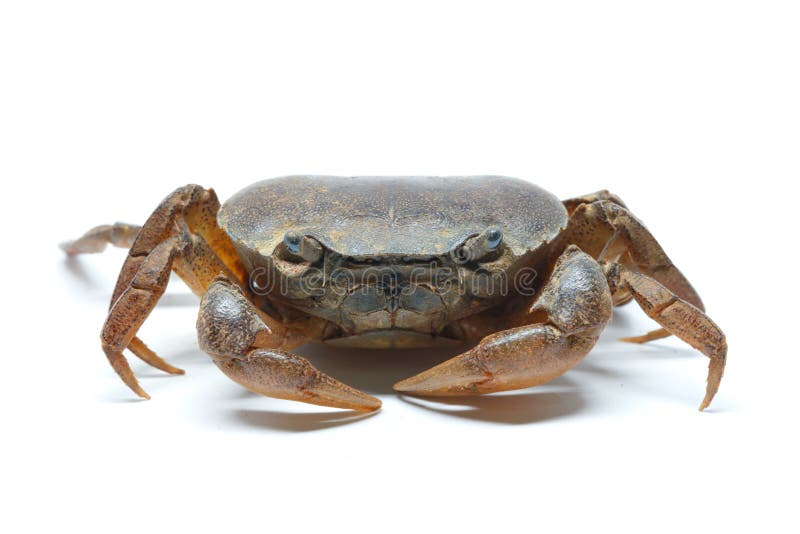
[
  {"left": 393, "top": 347, "right": 493, "bottom": 395},
  {"left": 215, "top": 349, "right": 382, "bottom": 412}
]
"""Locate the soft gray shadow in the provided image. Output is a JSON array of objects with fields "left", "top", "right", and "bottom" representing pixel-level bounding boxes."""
[
  {"left": 604, "top": 306, "right": 697, "bottom": 360},
  {"left": 296, "top": 342, "right": 472, "bottom": 396},
  {"left": 594, "top": 337, "right": 699, "bottom": 361},
  {"left": 399, "top": 388, "right": 584, "bottom": 425},
  {"left": 62, "top": 256, "right": 100, "bottom": 291},
  {"left": 606, "top": 306, "right": 637, "bottom": 331},
  {"left": 154, "top": 293, "right": 198, "bottom": 307},
  {"left": 233, "top": 408, "right": 378, "bottom": 432},
  {"left": 159, "top": 347, "right": 210, "bottom": 365},
  {"left": 223, "top": 345, "right": 586, "bottom": 426},
  {"left": 695, "top": 404, "right": 736, "bottom": 414},
  {"left": 134, "top": 371, "right": 185, "bottom": 379},
  {"left": 631, "top": 343, "right": 699, "bottom": 360},
  {"left": 571, "top": 359, "right": 625, "bottom": 378},
  {"left": 102, "top": 393, "right": 150, "bottom": 404}
]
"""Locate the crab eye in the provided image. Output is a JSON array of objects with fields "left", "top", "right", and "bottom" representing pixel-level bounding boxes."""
[
  {"left": 451, "top": 227, "right": 504, "bottom": 264},
  {"left": 486, "top": 228, "right": 503, "bottom": 250},
  {"left": 284, "top": 232, "right": 302, "bottom": 254},
  {"left": 283, "top": 232, "right": 323, "bottom": 263}
]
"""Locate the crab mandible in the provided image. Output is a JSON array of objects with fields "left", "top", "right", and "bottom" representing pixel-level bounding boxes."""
[{"left": 63, "top": 176, "right": 726, "bottom": 411}]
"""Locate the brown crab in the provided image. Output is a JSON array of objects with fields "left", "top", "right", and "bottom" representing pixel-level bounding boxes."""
[{"left": 62, "top": 176, "right": 726, "bottom": 412}]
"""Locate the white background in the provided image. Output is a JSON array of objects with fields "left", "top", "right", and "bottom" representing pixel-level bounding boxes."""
[{"left": 2, "top": 1, "right": 798, "bottom": 533}]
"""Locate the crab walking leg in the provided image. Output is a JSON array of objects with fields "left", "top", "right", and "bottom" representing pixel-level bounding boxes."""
[
  {"left": 198, "top": 276, "right": 382, "bottom": 412},
  {"left": 105, "top": 185, "right": 244, "bottom": 306},
  {"left": 605, "top": 263, "right": 727, "bottom": 411},
  {"left": 394, "top": 246, "right": 612, "bottom": 396},
  {"left": 101, "top": 237, "right": 184, "bottom": 398},
  {"left": 62, "top": 222, "right": 184, "bottom": 365},
  {"left": 101, "top": 232, "right": 243, "bottom": 398},
  {"left": 563, "top": 199, "right": 703, "bottom": 309},
  {"left": 60, "top": 223, "right": 142, "bottom": 254},
  {"left": 562, "top": 189, "right": 628, "bottom": 215},
  {"left": 127, "top": 337, "right": 184, "bottom": 375},
  {"left": 97, "top": 185, "right": 249, "bottom": 398},
  {"left": 560, "top": 198, "right": 705, "bottom": 342}
]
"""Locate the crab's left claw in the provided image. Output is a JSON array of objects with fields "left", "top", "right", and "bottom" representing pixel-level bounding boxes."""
[{"left": 215, "top": 349, "right": 382, "bottom": 412}]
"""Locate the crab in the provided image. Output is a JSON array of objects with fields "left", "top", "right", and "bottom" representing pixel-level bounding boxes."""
[{"left": 62, "top": 176, "right": 726, "bottom": 412}]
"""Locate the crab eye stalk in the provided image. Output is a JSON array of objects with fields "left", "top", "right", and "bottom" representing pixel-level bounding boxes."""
[
  {"left": 283, "top": 231, "right": 323, "bottom": 263},
  {"left": 452, "top": 226, "right": 504, "bottom": 264}
]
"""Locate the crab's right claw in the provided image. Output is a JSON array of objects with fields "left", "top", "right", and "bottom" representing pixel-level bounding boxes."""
[{"left": 214, "top": 349, "right": 382, "bottom": 412}]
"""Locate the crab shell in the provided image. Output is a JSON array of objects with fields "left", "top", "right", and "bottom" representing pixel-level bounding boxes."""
[
  {"left": 218, "top": 176, "right": 569, "bottom": 347},
  {"left": 219, "top": 175, "right": 568, "bottom": 259}
]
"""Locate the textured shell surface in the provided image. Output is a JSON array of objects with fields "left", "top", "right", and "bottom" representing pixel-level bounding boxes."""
[{"left": 218, "top": 176, "right": 568, "bottom": 257}]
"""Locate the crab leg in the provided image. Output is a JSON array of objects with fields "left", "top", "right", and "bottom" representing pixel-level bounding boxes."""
[
  {"left": 61, "top": 222, "right": 186, "bottom": 376},
  {"left": 127, "top": 337, "right": 185, "bottom": 375},
  {"left": 102, "top": 234, "right": 245, "bottom": 397},
  {"left": 559, "top": 196, "right": 707, "bottom": 343},
  {"left": 604, "top": 263, "right": 727, "bottom": 410},
  {"left": 101, "top": 237, "right": 184, "bottom": 398},
  {"left": 394, "top": 246, "right": 612, "bottom": 397},
  {"left": 60, "top": 222, "right": 142, "bottom": 255},
  {"left": 562, "top": 189, "right": 628, "bottom": 215},
  {"left": 198, "top": 276, "right": 381, "bottom": 412},
  {"left": 74, "top": 185, "right": 247, "bottom": 398},
  {"left": 561, "top": 199, "right": 703, "bottom": 309}
]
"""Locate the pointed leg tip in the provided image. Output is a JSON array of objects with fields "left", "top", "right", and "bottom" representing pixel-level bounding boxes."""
[
  {"left": 699, "top": 387, "right": 718, "bottom": 411},
  {"left": 127, "top": 338, "right": 184, "bottom": 375},
  {"left": 124, "top": 374, "right": 151, "bottom": 399},
  {"left": 132, "top": 386, "right": 151, "bottom": 400},
  {"left": 161, "top": 365, "right": 185, "bottom": 375},
  {"left": 106, "top": 350, "right": 151, "bottom": 400}
]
